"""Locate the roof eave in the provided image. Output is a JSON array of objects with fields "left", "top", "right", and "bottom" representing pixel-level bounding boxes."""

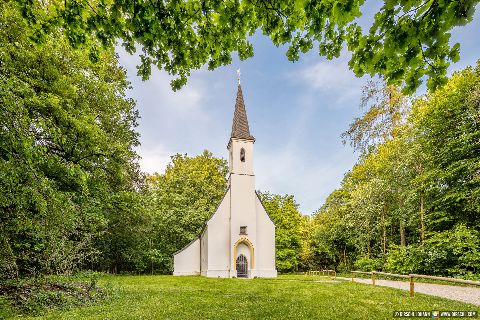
[{"left": 227, "top": 136, "right": 256, "bottom": 149}]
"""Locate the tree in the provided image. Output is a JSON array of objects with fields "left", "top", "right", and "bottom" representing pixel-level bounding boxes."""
[
  {"left": 342, "top": 82, "right": 414, "bottom": 248},
  {"left": 258, "top": 192, "right": 303, "bottom": 272},
  {"left": 298, "top": 215, "right": 316, "bottom": 271},
  {"left": 95, "top": 191, "right": 154, "bottom": 273},
  {"left": 412, "top": 61, "right": 480, "bottom": 232},
  {"left": 15, "top": 0, "right": 479, "bottom": 92},
  {"left": 0, "top": 0, "right": 141, "bottom": 278},
  {"left": 312, "top": 188, "right": 357, "bottom": 271},
  {"left": 342, "top": 81, "right": 410, "bottom": 153},
  {"left": 146, "top": 150, "right": 228, "bottom": 272}
]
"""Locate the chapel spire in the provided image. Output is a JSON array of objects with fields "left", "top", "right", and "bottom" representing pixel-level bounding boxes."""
[{"left": 230, "top": 84, "right": 255, "bottom": 141}]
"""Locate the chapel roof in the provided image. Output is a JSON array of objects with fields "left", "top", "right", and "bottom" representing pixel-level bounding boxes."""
[{"left": 230, "top": 85, "right": 255, "bottom": 141}]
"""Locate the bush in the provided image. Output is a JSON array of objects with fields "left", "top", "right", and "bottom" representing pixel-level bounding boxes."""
[
  {"left": 383, "top": 225, "right": 480, "bottom": 276},
  {"left": 422, "top": 225, "right": 480, "bottom": 276},
  {"left": 384, "top": 245, "right": 422, "bottom": 274},
  {"left": 0, "top": 273, "right": 109, "bottom": 317},
  {"left": 354, "top": 256, "right": 383, "bottom": 272}
]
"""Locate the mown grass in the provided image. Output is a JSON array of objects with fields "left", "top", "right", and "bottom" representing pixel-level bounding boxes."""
[
  {"left": 7, "top": 274, "right": 479, "bottom": 320},
  {"left": 337, "top": 272, "right": 480, "bottom": 288}
]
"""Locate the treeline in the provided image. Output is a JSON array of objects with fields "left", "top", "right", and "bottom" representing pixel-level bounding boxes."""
[
  {"left": 0, "top": 1, "right": 231, "bottom": 277},
  {"left": 304, "top": 68, "right": 480, "bottom": 277},
  {"left": 0, "top": 1, "right": 142, "bottom": 278}
]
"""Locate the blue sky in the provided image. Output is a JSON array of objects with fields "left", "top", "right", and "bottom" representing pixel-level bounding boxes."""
[{"left": 117, "top": 5, "right": 480, "bottom": 215}]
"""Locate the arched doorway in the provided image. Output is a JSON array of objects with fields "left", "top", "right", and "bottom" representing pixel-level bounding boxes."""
[
  {"left": 233, "top": 237, "right": 254, "bottom": 278},
  {"left": 236, "top": 254, "right": 248, "bottom": 278}
]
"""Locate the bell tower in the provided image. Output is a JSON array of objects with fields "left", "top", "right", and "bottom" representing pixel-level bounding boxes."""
[
  {"left": 227, "top": 84, "right": 255, "bottom": 177},
  {"left": 227, "top": 82, "right": 258, "bottom": 277}
]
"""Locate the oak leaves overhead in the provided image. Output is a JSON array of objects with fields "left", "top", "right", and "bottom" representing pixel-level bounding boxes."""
[{"left": 16, "top": 0, "right": 479, "bottom": 92}]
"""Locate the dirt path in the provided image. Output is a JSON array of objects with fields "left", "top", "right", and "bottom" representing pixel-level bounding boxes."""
[{"left": 337, "top": 277, "right": 480, "bottom": 306}]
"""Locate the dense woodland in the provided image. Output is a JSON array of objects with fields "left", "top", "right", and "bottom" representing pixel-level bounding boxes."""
[
  {"left": 1, "top": 0, "right": 479, "bottom": 280},
  {"left": 309, "top": 74, "right": 480, "bottom": 277}
]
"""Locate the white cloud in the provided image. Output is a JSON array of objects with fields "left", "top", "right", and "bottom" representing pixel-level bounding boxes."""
[
  {"left": 290, "top": 52, "right": 366, "bottom": 107},
  {"left": 117, "top": 46, "right": 217, "bottom": 162},
  {"left": 255, "top": 145, "right": 356, "bottom": 214},
  {"left": 135, "top": 143, "right": 173, "bottom": 175},
  {"left": 144, "top": 68, "right": 211, "bottom": 118},
  {"left": 300, "top": 59, "right": 354, "bottom": 91},
  {"left": 117, "top": 46, "right": 209, "bottom": 120}
]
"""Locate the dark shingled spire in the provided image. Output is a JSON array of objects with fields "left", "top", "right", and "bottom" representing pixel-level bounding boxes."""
[{"left": 230, "top": 85, "right": 255, "bottom": 141}]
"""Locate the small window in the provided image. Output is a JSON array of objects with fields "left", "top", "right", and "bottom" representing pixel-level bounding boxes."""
[
  {"left": 240, "top": 226, "right": 247, "bottom": 235},
  {"left": 240, "top": 148, "right": 245, "bottom": 162}
]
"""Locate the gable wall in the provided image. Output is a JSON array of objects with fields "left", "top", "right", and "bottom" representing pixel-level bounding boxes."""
[
  {"left": 173, "top": 238, "right": 200, "bottom": 276},
  {"left": 200, "top": 228, "right": 208, "bottom": 275},
  {"left": 230, "top": 173, "right": 257, "bottom": 274},
  {"left": 254, "top": 195, "right": 277, "bottom": 277},
  {"left": 206, "top": 188, "right": 231, "bottom": 276}
]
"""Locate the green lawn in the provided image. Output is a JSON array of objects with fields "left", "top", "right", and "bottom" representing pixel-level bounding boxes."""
[{"left": 16, "top": 275, "right": 479, "bottom": 319}]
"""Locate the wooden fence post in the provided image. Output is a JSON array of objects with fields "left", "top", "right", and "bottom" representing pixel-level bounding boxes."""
[
  {"left": 409, "top": 275, "right": 414, "bottom": 297},
  {"left": 372, "top": 272, "right": 376, "bottom": 286}
]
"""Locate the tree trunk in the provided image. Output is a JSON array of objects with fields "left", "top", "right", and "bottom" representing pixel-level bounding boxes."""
[
  {"left": 398, "top": 189, "right": 406, "bottom": 247},
  {"left": 420, "top": 191, "right": 425, "bottom": 245},
  {"left": 381, "top": 208, "right": 387, "bottom": 254},
  {"left": 400, "top": 220, "right": 406, "bottom": 247},
  {"left": 390, "top": 224, "right": 394, "bottom": 244}
]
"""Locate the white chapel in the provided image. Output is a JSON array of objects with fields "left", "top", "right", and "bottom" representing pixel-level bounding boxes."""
[{"left": 173, "top": 83, "right": 277, "bottom": 278}]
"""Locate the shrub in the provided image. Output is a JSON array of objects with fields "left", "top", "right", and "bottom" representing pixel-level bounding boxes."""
[
  {"left": 422, "top": 225, "right": 480, "bottom": 276},
  {"left": 354, "top": 256, "right": 383, "bottom": 272},
  {"left": 0, "top": 273, "right": 109, "bottom": 317},
  {"left": 383, "top": 225, "right": 480, "bottom": 276},
  {"left": 384, "top": 245, "right": 423, "bottom": 274}
]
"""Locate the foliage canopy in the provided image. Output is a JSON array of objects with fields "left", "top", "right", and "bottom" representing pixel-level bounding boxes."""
[
  {"left": 258, "top": 192, "right": 304, "bottom": 272},
  {"left": 15, "top": 0, "right": 480, "bottom": 92},
  {"left": 0, "top": 0, "right": 140, "bottom": 278}
]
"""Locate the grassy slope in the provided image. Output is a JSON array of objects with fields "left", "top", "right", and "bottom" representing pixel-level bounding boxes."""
[{"left": 19, "top": 275, "right": 478, "bottom": 320}]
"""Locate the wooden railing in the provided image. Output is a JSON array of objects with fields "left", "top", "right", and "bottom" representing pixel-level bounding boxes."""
[
  {"left": 350, "top": 271, "right": 480, "bottom": 297},
  {"left": 304, "top": 269, "right": 336, "bottom": 278}
]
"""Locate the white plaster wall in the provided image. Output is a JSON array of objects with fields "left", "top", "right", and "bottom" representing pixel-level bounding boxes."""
[
  {"left": 200, "top": 229, "right": 208, "bottom": 276},
  {"left": 229, "top": 138, "right": 254, "bottom": 175},
  {"left": 173, "top": 135, "right": 277, "bottom": 278},
  {"left": 230, "top": 173, "right": 257, "bottom": 274},
  {"left": 206, "top": 189, "right": 231, "bottom": 276},
  {"left": 173, "top": 238, "right": 200, "bottom": 276},
  {"left": 254, "top": 269, "right": 278, "bottom": 278},
  {"left": 255, "top": 194, "right": 277, "bottom": 277}
]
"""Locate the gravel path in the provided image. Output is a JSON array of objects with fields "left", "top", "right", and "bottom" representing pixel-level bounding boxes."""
[{"left": 337, "top": 277, "right": 480, "bottom": 306}]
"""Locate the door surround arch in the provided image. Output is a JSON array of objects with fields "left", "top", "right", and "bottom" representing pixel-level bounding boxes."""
[{"left": 233, "top": 238, "right": 254, "bottom": 270}]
